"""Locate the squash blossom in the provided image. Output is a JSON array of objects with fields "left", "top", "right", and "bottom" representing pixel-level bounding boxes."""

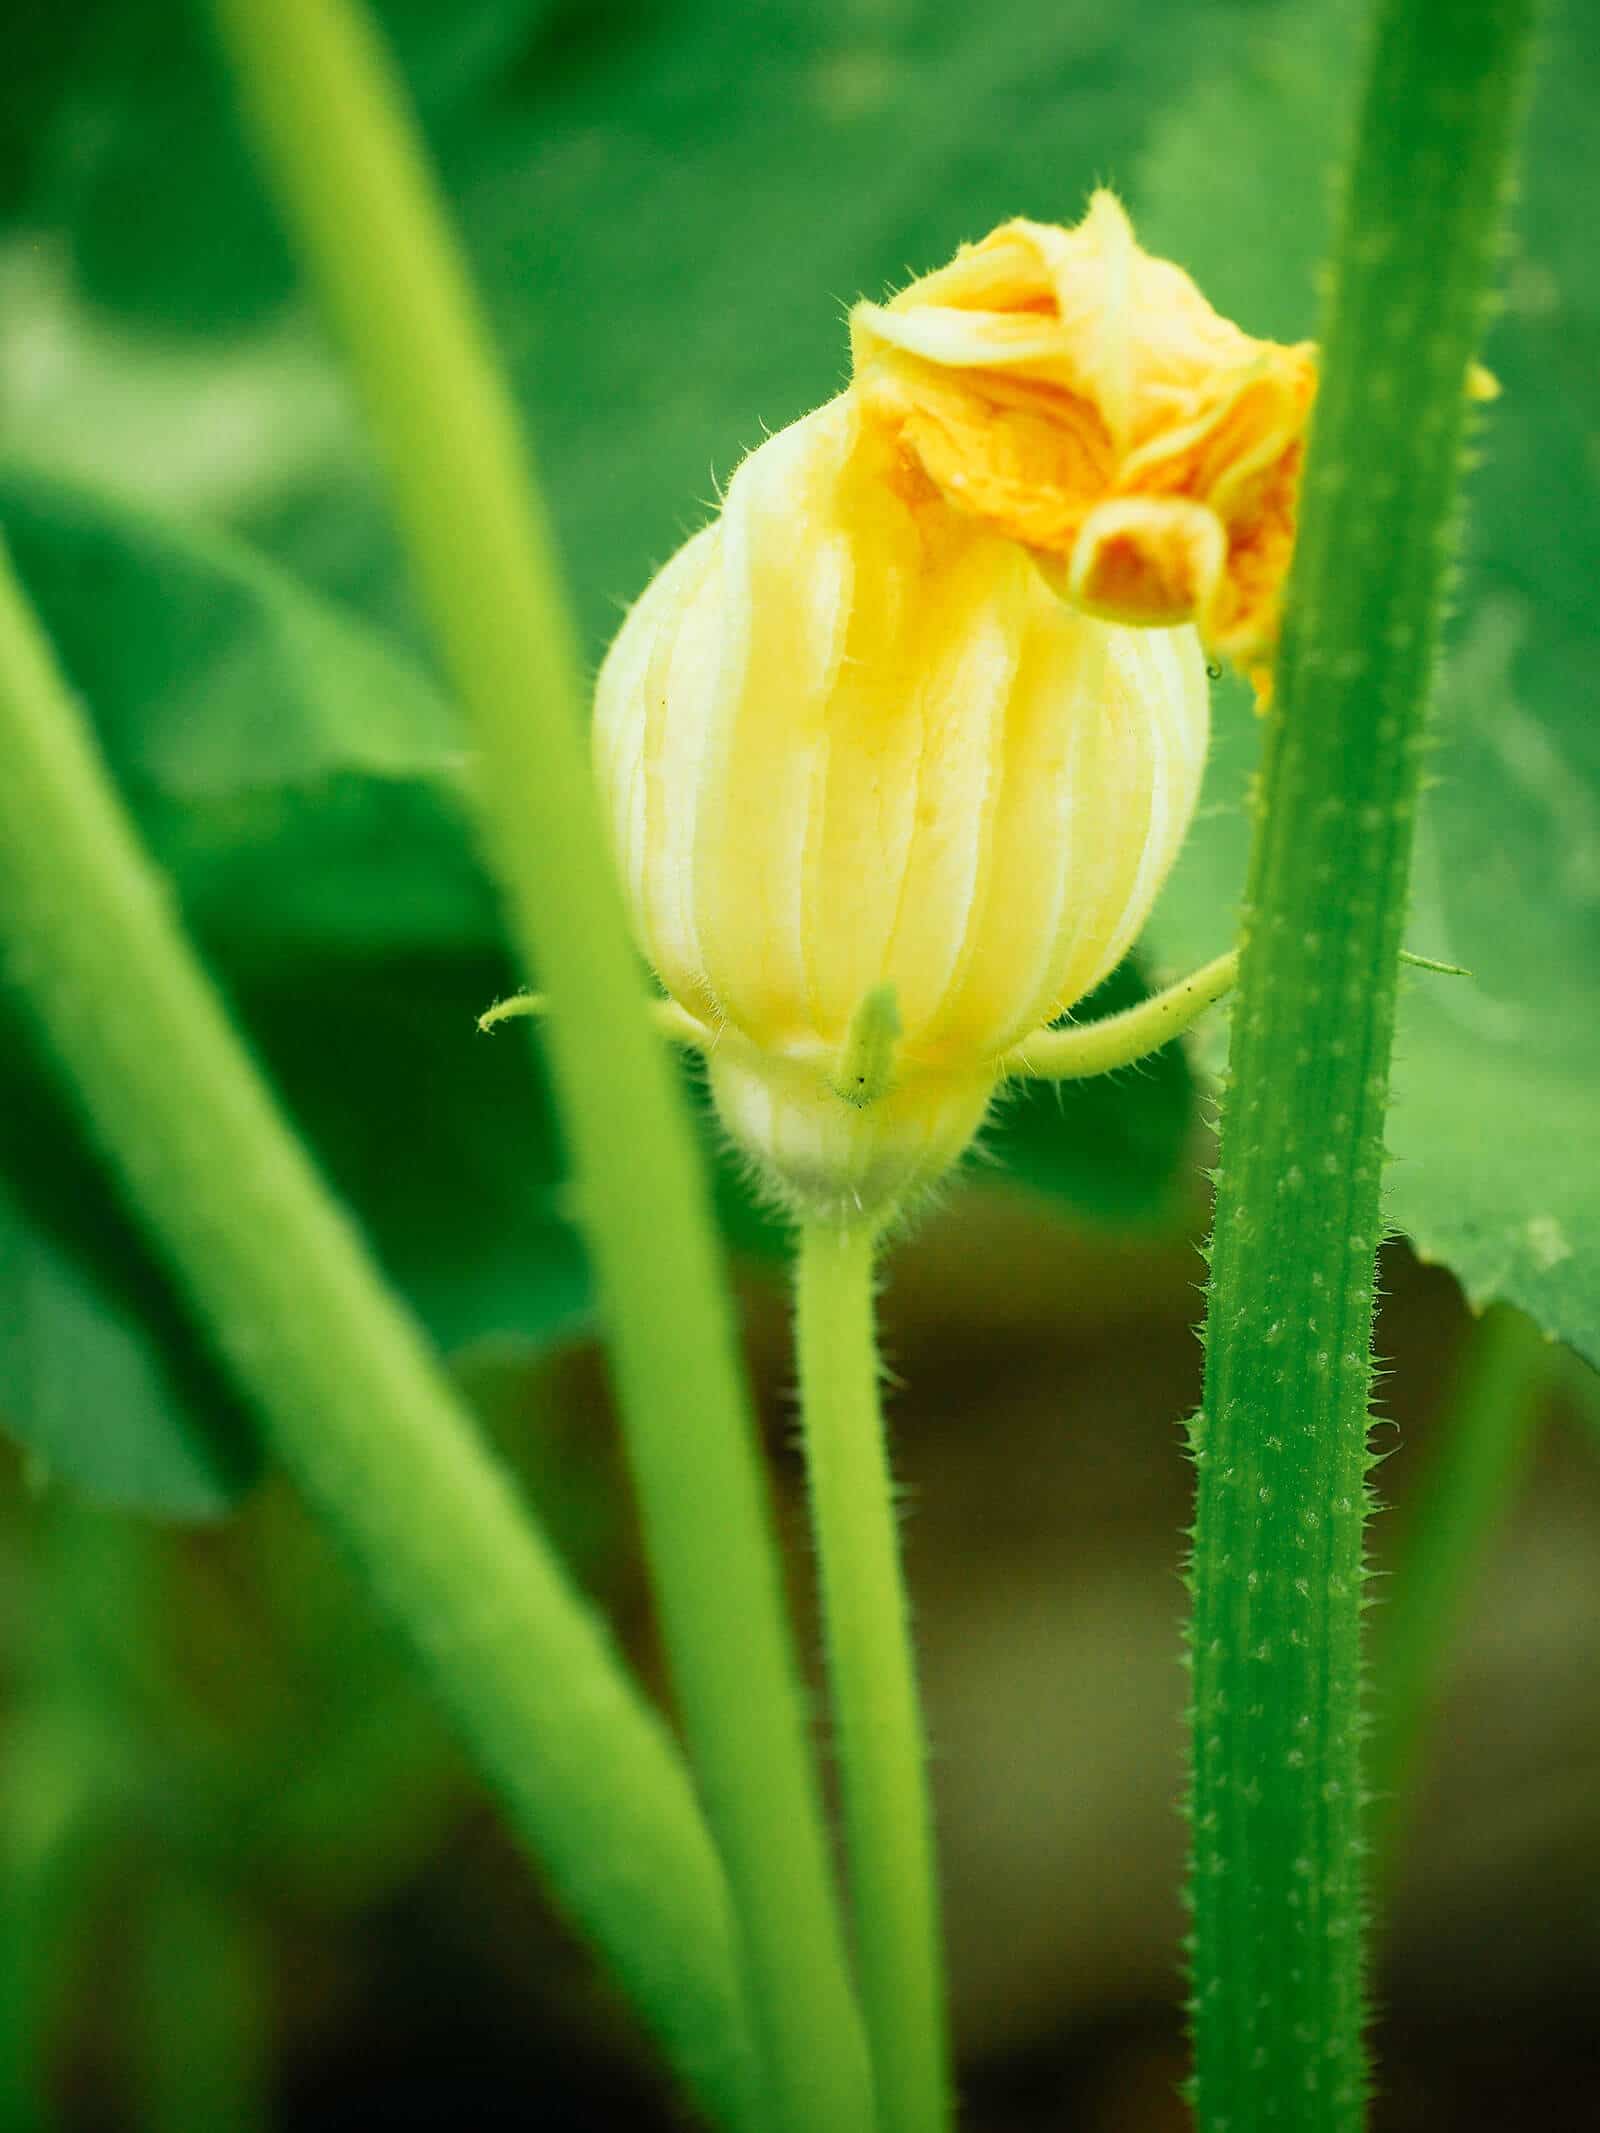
[
  {"left": 592, "top": 193, "right": 1311, "bottom": 1223},
  {"left": 850, "top": 191, "right": 1316, "bottom": 696}
]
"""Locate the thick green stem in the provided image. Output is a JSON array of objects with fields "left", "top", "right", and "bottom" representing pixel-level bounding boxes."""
[
  {"left": 1186, "top": 3, "right": 1535, "bottom": 2127},
  {"left": 0, "top": 541, "right": 749, "bottom": 2126},
  {"left": 1371, "top": 1304, "right": 1547, "bottom": 1870},
  {"left": 795, "top": 1224, "right": 950, "bottom": 2133},
  {"left": 203, "top": 5, "right": 872, "bottom": 2127}
]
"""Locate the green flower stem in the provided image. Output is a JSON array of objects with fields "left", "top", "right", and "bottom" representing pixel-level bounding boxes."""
[
  {"left": 1186, "top": 2, "right": 1535, "bottom": 2126},
  {"left": 1372, "top": 1304, "right": 1548, "bottom": 1869},
  {"left": 204, "top": 3, "right": 872, "bottom": 2128},
  {"left": 0, "top": 542, "right": 750, "bottom": 2126},
  {"left": 795, "top": 1223, "right": 950, "bottom": 2133}
]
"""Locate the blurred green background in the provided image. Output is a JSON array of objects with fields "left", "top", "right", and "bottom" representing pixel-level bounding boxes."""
[{"left": 1, "top": 0, "right": 1596, "bottom": 2124}]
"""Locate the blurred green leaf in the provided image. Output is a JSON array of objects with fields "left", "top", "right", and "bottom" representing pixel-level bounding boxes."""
[
  {"left": 0, "top": 1159, "right": 256, "bottom": 1518},
  {"left": 2, "top": 466, "right": 492, "bottom": 965},
  {"left": 13, "top": 0, "right": 553, "bottom": 335},
  {"left": 0, "top": 249, "right": 352, "bottom": 525},
  {"left": 237, "top": 954, "right": 589, "bottom": 1360},
  {"left": 1139, "top": 0, "right": 1600, "bottom": 1365}
]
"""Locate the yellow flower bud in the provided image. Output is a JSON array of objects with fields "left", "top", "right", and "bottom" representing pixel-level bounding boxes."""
[
  {"left": 594, "top": 389, "right": 1209, "bottom": 1221},
  {"left": 850, "top": 190, "right": 1316, "bottom": 696}
]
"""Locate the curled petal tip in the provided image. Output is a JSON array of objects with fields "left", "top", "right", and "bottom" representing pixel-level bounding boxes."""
[
  {"left": 477, "top": 991, "right": 546, "bottom": 1033},
  {"left": 850, "top": 196, "right": 1317, "bottom": 682},
  {"left": 1064, "top": 496, "right": 1228, "bottom": 630}
]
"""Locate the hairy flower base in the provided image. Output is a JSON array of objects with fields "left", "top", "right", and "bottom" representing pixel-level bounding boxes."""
[
  {"left": 708, "top": 1040, "right": 996, "bottom": 1226},
  {"left": 702, "top": 951, "right": 1245, "bottom": 1223},
  {"left": 486, "top": 945, "right": 1452, "bottom": 1227}
]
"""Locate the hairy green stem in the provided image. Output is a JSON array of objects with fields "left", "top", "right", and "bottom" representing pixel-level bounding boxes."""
[
  {"left": 0, "top": 541, "right": 749, "bottom": 2125},
  {"left": 1002, "top": 951, "right": 1238, "bottom": 1080},
  {"left": 1186, "top": 2, "right": 1536, "bottom": 2126},
  {"left": 1372, "top": 1304, "right": 1548, "bottom": 1869},
  {"left": 204, "top": 3, "right": 871, "bottom": 2126},
  {"left": 795, "top": 1224, "right": 949, "bottom": 2133}
]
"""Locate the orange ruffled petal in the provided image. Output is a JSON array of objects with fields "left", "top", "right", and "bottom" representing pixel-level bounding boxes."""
[{"left": 849, "top": 191, "right": 1318, "bottom": 689}]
